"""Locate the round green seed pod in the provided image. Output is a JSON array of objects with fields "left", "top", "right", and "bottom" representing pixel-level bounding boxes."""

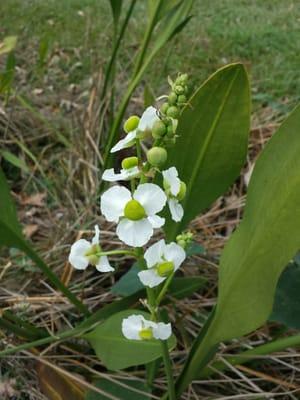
[
  {"left": 152, "top": 120, "right": 167, "bottom": 139},
  {"left": 168, "top": 92, "right": 177, "bottom": 105},
  {"left": 160, "top": 102, "right": 169, "bottom": 115},
  {"left": 146, "top": 147, "right": 167, "bottom": 168},
  {"left": 166, "top": 125, "right": 174, "bottom": 137},
  {"left": 121, "top": 156, "right": 138, "bottom": 170},
  {"left": 124, "top": 115, "right": 140, "bottom": 133},
  {"left": 177, "top": 94, "right": 187, "bottom": 104},
  {"left": 174, "top": 85, "right": 184, "bottom": 95},
  {"left": 167, "top": 106, "right": 180, "bottom": 119}
]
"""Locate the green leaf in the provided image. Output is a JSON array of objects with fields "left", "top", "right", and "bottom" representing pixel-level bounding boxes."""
[
  {"left": 85, "top": 378, "right": 151, "bottom": 400},
  {"left": 271, "top": 261, "right": 300, "bottom": 329},
  {"left": 1, "top": 150, "right": 29, "bottom": 172},
  {"left": 85, "top": 310, "right": 176, "bottom": 370},
  {"left": 0, "top": 168, "right": 89, "bottom": 315},
  {"left": 0, "top": 36, "right": 17, "bottom": 56},
  {"left": 111, "top": 263, "right": 144, "bottom": 296},
  {"left": 108, "top": 0, "right": 123, "bottom": 29},
  {"left": 175, "top": 104, "right": 300, "bottom": 395},
  {"left": 165, "top": 63, "right": 250, "bottom": 239},
  {"left": 185, "top": 242, "right": 206, "bottom": 257},
  {"left": 111, "top": 263, "right": 205, "bottom": 299},
  {"left": 167, "top": 277, "right": 206, "bottom": 300}
]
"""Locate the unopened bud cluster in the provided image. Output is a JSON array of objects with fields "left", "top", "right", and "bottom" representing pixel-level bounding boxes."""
[{"left": 146, "top": 73, "right": 189, "bottom": 168}]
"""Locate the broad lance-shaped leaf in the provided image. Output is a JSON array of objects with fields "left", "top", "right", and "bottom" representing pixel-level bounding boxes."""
[
  {"left": 85, "top": 310, "right": 176, "bottom": 370},
  {"left": 175, "top": 104, "right": 300, "bottom": 396},
  {"left": 0, "top": 168, "right": 89, "bottom": 315},
  {"left": 165, "top": 63, "right": 250, "bottom": 239}
]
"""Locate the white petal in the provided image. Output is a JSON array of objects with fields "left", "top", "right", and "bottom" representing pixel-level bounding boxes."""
[
  {"left": 144, "top": 239, "right": 166, "bottom": 268},
  {"left": 134, "top": 183, "right": 167, "bottom": 216},
  {"left": 95, "top": 256, "right": 114, "bottom": 272},
  {"left": 110, "top": 130, "right": 137, "bottom": 153},
  {"left": 68, "top": 239, "right": 90, "bottom": 270},
  {"left": 153, "top": 322, "right": 172, "bottom": 340},
  {"left": 162, "top": 167, "right": 180, "bottom": 196},
  {"left": 138, "top": 269, "right": 166, "bottom": 288},
  {"left": 138, "top": 106, "right": 159, "bottom": 131},
  {"left": 92, "top": 224, "right": 100, "bottom": 245},
  {"left": 164, "top": 242, "right": 186, "bottom": 271},
  {"left": 100, "top": 186, "right": 131, "bottom": 222},
  {"left": 122, "top": 315, "right": 144, "bottom": 340},
  {"left": 117, "top": 218, "right": 153, "bottom": 247},
  {"left": 102, "top": 167, "right": 140, "bottom": 182},
  {"left": 168, "top": 198, "right": 184, "bottom": 222},
  {"left": 148, "top": 215, "right": 165, "bottom": 228}
]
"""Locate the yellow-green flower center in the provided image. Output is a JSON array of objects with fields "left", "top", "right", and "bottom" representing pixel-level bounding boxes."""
[
  {"left": 177, "top": 181, "right": 186, "bottom": 201},
  {"left": 139, "top": 327, "right": 153, "bottom": 340},
  {"left": 124, "top": 199, "right": 146, "bottom": 221},
  {"left": 156, "top": 261, "right": 174, "bottom": 277},
  {"left": 85, "top": 244, "right": 101, "bottom": 265}
]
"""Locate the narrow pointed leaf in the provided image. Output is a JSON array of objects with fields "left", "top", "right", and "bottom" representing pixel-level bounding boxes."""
[
  {"left": 176, "top": 104, "right": 300, "bottom": 395},
  {"left": 165, "top": 63, "right": 250, "bottom": 238}
]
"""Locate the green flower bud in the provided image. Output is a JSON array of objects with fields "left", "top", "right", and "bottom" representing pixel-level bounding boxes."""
[
  {"left": 157, "top": 261, "right": 174, "bottom": 277},
  {"left": 166, "top": 125, "right": 174, "bottom": 137},
  {"left": 139, "top": 327, "right": 153, "bottom": 340},
  {"left": 176, "top": 73, "right": 188, "bottom": 85},
  {"left": 160, "top": 102, "right": 169, "bottom": 114},
  {"left": 121, "top": 156, "right": 138, "bottom": 170},
  {"left": 152, "top": 120, "right": 167, "bottom": 139},
  {"left": 177, "top": 181, "right": 186, "bottom": 201},
  {"left": 124, "top": 115, "right": 140, "bottom": 133},
  {"left": 174, "top": 85, "right": 184, "bottom": 95},
  {"left": 177, "top": 94, "right": 187, "bottom": 104},
  {"left": 176, "top": 231, "right": 194, "bottom": 249},
  {"left": 167, "top": 106, "right": 180, "bottom": 119},
  {"left": 124, "top": 200, "right": 146, "bottom": 221},
  {"left": 147, "top": 147, "right": 167, "bottom": 168},
  {"left": 168, "top": 92, "right": 177, "bottom": 105}
]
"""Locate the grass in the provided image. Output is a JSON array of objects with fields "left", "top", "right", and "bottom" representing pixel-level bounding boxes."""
[
  {"left": 1, "top": 0, "right": 300, "bottom": 399},
  {"left": 0, "top": 0, "right": 299, "bottom": 107}
]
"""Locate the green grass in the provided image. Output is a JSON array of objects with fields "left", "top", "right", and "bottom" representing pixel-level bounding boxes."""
[{"left": 1, "top": 0, "right": 299, "bottom": 109}]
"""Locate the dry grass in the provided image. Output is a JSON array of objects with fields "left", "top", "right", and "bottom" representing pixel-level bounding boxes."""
[{"left": 1, "top": 94, "right": 300, "bottom": 399}]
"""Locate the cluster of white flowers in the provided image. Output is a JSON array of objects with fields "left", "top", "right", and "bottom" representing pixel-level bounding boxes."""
[{"left": 68, "top": 74, "right": 190, "bottom": 343}]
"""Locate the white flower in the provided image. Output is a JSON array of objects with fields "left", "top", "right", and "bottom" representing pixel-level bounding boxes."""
[
  {"left": 102, "top": 166, "right": 140, "bottom": 182},
  {"left": 111, "top": 106, "right": 159, "bottom": 153},
  {"left": 162, "top": 167, "right": 185, "bottom": 222},
  {"left": 100, "top": 184, "right": 167, "bottom": 247},
  {"left": 138, "top": 239, "right": 185, "bottom": 288},
  {"left": 122, "top": 314, "right": 172, "bottom": 341},
  {"left": 68, "top": 225, "right": 114, "bottom": 272}
]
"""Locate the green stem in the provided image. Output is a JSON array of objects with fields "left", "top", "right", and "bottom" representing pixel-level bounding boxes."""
[
  {"left": 101, "top": 0, "right": 136, "bottom": 101},
  {"left": 156, "top": 273, "right": 174, "bottom": 307},
  {"left": 132, "top": 0, "right": 163, "bottom": 78},
  {"left": 161, "top": 340, "right": 176, "bottom": 400},
  {"left": 0, "top": 317, "right": 37, "bottom": 341},
  {"left": 98, "top": 249, "right": 136, "bottom": 257}
]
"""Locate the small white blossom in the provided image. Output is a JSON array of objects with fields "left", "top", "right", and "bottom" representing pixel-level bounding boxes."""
[
  {"left": 138, "top": 239, "right": 185, "bottom": 288},
  {"left": 122, "top": 314, "right": 172, "bottom": 341},
  {"left": 102, "top": 166, "right": 140, "bottom": 182},
  {"left": 68, "top": 225, "right": 114, "bottom": 272},
  {"left": 162, "top": 167, "right": 184, "bottom": 222},
  {"left": 111, "top": 106, "right": 159, "bottom": 153},
  {"left": 100, "top": 184, "right": 167, "bottom": 247}
]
